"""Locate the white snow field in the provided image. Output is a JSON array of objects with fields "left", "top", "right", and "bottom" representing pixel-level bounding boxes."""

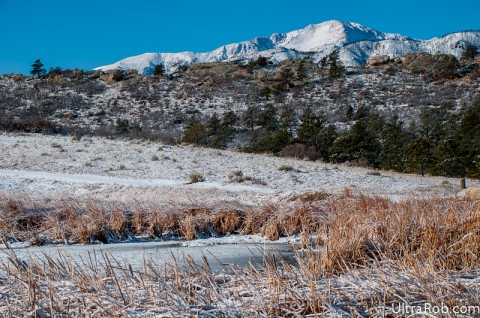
[{"left": 0, "top": 133, "right": 474, "bottom": 206}]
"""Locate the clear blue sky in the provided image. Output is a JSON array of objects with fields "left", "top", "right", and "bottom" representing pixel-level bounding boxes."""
[{"left": 1, "top": 0, "right": 479, "bottom": 75}]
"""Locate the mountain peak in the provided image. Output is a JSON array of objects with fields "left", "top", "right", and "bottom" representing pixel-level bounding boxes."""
[
  {"left": 94, "top": 21, "right": 480, "bottom": 74},
  {"left": 272, "top": 20, "right": 387, "bottom": 52}
]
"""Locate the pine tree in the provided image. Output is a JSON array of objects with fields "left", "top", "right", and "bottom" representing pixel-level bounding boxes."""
[
  {"left": 406, "top": 137, "right": 433, "bottom": 176},
  {"left": 295, "top": 59, "right": 307, "bottom": 82},
  {"left": 206, "top": 113, "right": 221, "bottom": 137},
  {"left": 30, "top": 59, "right": 46, "bottom": 77},
  {"left": 274, "top": 67, "right": 294, "bottom": 92},
  {"left": 257, "top": 104, "right": 278, "bottom": 131},
  {"left": 256, "top": 56, "right": 268, "bottom": 67},
  {"left": 279, "top": 105, "right": 296, "bottom": 133},
  {"left": 297, "top": 108, "right": 326, "bottom": 149},
  {"left": 432, "top": 137, "right": 466, "bottom": 177},
  {"left": 458, "top": 96, "right": 480, "bottom": 177},
  {"left": 461, "top": 45, "right": 478, "bottom": 61},
  {"left": 296, "top": 108, "right": 337, "bottom": 160},
  {"left": 153, "top": 64, "right": 165, "bottom": 77},
  {"left": 242, "top": 105, "right": 259, "bottom": 131},
  {"left": 380, "top": 115, "right": 407, "bottom": 172},
  {"left": 182, "top": 115, "right": 208, "bottom": 146},
  {"left": 327, "top": 51, "right": 345, "bottom": 78},
  {"left": 330, "top": 108, "right": 382, "bottom": 166}
]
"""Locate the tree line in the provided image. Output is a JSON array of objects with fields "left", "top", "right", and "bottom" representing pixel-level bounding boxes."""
[{"left": 182, "top": 96, "right": 480, "bottom": 178}]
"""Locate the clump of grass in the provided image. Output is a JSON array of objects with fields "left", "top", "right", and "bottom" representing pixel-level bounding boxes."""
[
  {"left": 228, "top": 170, "right": 266, "bottom": 185},
  {"left": 212, "top": 210, "right": 243, "bottom": 235},
  {"left": 278, "top": 164, "right": 294, "bottom": 172},
  {"left": 188, "top": 171, "right": 205, "bottom": 183},
  {"left": 367, "top": 170, "right": 381, "bottom": 176},
  {"left": 289, "top": 191, "right": 330, "bottom": 202},
  {"left": 441, "top": 179, "right": 451, "bottom": 187}
]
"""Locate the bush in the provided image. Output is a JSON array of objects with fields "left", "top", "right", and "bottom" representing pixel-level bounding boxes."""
[
  {"left": 188, "top": 171, "right": 205, "bottom": 183},
  {"left": 278, "top": 165, "right": 294, "bottom": 172}
]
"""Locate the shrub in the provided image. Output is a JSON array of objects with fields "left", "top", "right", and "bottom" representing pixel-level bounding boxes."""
[
  {"left": 188, "top": 171, "right": 205, "bottom": 183},
  {"left": 278, "top": 165, "right": 294, "bottom": 172}
]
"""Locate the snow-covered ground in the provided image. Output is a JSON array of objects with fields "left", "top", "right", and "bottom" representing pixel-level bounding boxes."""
[{"left": 0, "top": 133, "right": 475, "bottom": 206}]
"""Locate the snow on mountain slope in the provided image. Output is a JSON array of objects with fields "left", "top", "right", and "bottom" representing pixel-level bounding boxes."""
[
  {"left": 94, "top": 20, "right": 480, "bottom": 74},
  {"left": 340, "top": 31, "right": 480, "bottom": 66}
]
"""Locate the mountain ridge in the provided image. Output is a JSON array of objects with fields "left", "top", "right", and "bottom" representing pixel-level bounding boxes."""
[{"left": 94, "top": 20, "right": 480, "bottom": 74}]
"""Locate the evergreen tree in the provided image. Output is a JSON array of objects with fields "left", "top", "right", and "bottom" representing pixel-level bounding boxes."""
[
  {"left": 297, "top": 108, "right": 326, "bottom": 149},
  {"left": 204, "top": 111, "right": 239, "bottom": 148},
  {"left": 256, "top": 56, "right": 269, "bottom": 67},
  {"left": 259, "top": 86, "right": 272, "bottom": 99},
  {"left": 182, "top": 115, "right": 208, "bottom": 146},
  {"left": 222, "top": 111, "right": 237, "bottom": 128},
  {"left": 330, "top": 107, "right": 382, "bottom": 166},
  {"left": 461, "top": 45, "right": 478, "bottom": 61},
  {"left": 327, "top": 51, "right": 345, "bottom": 78},
  {"left": 296, "top": 108, "right": 337, "bottom": 160},
  {"left": 206, "top": 113, "right": 221, "bottom": 137},
  {"left": 216, "top": 111, "right": 237, "bottom": 148},
  {"left": 257, "top": 104, "right": 278, "bottom": 131},
  {"left": 380, "top": 115, "right": 407, "bottom": 171},
  {"left": 242, "top": 105, "right": 259, "bottom": 131},
  {"left": 432, "top": 137, "right": 466, "bottom": 177},
  {"left": 279, "top": 105, "right": 296, "bottom": 133},
  {"left": 295, "top": 59, "right": 307, "bottom": 82},
  {"left": 273, "top": 67, "right": 294, "bottom": 92},
  {"left": 30, "top": 59, "right": 46, "bottom": 77},
  {"left": 153, "top": 64, "right": 165, "bottom": 77},
  {"left": 458, "top": 96, "right": 480, "bottom": 177},
  {"left": 406, "top": 136, "right": 433, "bottom": 176},
  {"left": 345, "top": 105, "right": 354, "bottom": 120}
]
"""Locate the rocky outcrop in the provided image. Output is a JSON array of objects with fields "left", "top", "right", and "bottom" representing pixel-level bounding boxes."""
[{"left": 366, "top": 55, "right": 390, "bottom": 66}]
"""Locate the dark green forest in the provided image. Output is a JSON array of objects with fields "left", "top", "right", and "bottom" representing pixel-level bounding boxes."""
[{"left": 182, "top": 95, "right": 480, "bottom": 178}]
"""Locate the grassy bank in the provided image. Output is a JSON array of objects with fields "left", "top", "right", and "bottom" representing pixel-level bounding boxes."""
[{"left": 1, "top": 193, "right": 479, "bottom": 316}]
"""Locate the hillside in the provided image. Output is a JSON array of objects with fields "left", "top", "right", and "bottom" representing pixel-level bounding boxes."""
[{"left": 1, "top": 50, "right": 480, "bottom": 177}]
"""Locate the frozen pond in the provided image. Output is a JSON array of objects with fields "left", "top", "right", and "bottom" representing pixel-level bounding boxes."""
[{"left": 0, "top": 241, "right": 296, "bottom": 273}]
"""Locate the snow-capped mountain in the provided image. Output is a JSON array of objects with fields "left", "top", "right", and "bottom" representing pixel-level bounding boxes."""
[{"left": 94, "top": 20, "right": 480, "bottom": 74}]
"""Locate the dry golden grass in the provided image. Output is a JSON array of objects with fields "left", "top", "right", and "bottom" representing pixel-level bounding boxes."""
[
  {"left": 1, "top": 193, "right": 480, "bottom": 273},
  {"left": 1, "top": 193, "right": 480, "bottom": 316}
]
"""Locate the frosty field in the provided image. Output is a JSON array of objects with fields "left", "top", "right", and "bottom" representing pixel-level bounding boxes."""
[{"left": 0, "top": 133, "right": 472, "bottom": 205}]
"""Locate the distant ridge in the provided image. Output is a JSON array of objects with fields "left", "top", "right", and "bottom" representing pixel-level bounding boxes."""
[{"left": 94, "top": 20, "right": 480, "bottom": 74}]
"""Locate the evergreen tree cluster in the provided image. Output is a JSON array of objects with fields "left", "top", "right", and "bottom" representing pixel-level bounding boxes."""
[
  {"left": 181, "top": 111, "right": 237, "bottom": 148},
  {"left": 182, "top": 96, "right": 480, "bottom": 178}
]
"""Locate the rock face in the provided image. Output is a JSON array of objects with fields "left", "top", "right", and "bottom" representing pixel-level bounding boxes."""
[
  {"left": 366, "top": 55, "right": 391, "bottom": 66},
  {"left": 458, "top": 187, "right": 480, "bottom": 200}
]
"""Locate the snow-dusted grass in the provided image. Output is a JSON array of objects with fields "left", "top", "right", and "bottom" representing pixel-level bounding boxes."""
[
  {"left": 0, "top": 133, "right": 473, "bottom": 206},
  {"left": 0, "top": 194, "right": 321, "bottom": 246},
  {"left": 1, "top": 194, "right": 480, "bottom": 317}
]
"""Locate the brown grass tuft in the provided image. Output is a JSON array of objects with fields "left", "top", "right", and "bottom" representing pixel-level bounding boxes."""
[{"left": 212, "top": 210, "right": 243, "bottom": 235}]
